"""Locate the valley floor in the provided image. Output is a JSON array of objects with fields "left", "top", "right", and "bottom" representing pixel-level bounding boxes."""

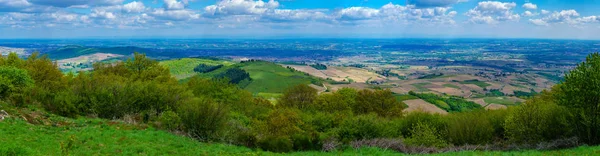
[{"left": 1, "top": 115, "right": 598, "bottom": 156}]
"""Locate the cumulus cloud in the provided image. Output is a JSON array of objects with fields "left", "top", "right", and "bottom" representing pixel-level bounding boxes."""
[
  {"left": 522, "top": 3, "right": 537, "bottom": 10},
  {"left": 28, "top": 0, "right": 124, "bottom": 8},
  {"left": 204, "top": 0, "right": 279, "bottom": 17},
  {"left": 541, "top": 10, "right": 550, "bottom": 14},
  {"left": 406, "top": 0, "right": 467, "bottom": 8},
  {"left": 151, "top": 8, "right": 200, "bottom": 21},
  {"left": 528, "top": 10, "right": 600, "bottom": 26},
  {"left": 163, "top": 0, "right": 188, "bottom": 10},
  {"left": 466, "top": 1, "right": 520, "bottom": 24},
  {"left": 522, "top": 11, "right": 537, "bottom": 17},
  {"left": 123, "top": 1, "right": 145, "bottom": 13},
  {"left": 332, "top": 3, "right": 457, "bottom": 25}
]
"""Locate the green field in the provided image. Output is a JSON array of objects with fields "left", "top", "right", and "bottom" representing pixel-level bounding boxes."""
[
  {"left": 411, "top": 82, "right": 431, "bottom": 92},
  {"left": 442, "top": 84, "right": 461, "bottom": 89},
  {"left": 2, "top": 116, "right": 599, "bottom": 156},
  {"left": 241, "top": 61, "right": 321, "bottom": 94},
  {"left": 160, "top": 58, "right": 234, "bottom": 79},
  {"left": 459, "top": 80, "right": 491, "bottom": 88},
  {"left": 483, "top": 97, "right": 519, "bottom": 105},
  {"left": 160, "top": 59, "right": 322, "bottom": 94}
]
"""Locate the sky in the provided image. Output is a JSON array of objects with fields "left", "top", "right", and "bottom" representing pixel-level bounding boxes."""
[{"left": 1, "top": 0, "right": 600, "bottom": 39}]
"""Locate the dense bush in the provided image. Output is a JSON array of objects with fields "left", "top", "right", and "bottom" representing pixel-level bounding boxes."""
[
  {"left": 193, "top": 64, "right": 223, "bottom": 73},
  {"left": 505, "top": 91, "right": 572, "bottom": 143},
  {"left": 216, "top": 68, "right": 251, "bottom": 84},
  {"left": 336, "top": 114, "right": 385, "bottom": 143},
  {"left": 0, "top": 67, "right": 33, "bottom": 101},
  {"left": 354, "top": 89, "right": 404, "bottom": 117},
  {"left": 179, "top": 98, "right": 229, "bottom": 141},
  {"left": 404, "top": 122, "right": 448, "bottom": 148},
  {"left": 279, "top": 84, "right": 317, "bottom": 110},
  {"left": 310, "top": 63, "right": 327, "bottom": 70},
  {"left": 444, "top": 110, "right": 495, "bottom": 145},
  {"left": 556, "top": 52, "right": 600, "bottom": 145}
]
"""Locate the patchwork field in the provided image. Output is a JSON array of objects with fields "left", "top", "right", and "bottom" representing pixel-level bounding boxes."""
[
  {"left": 402, "top": 99, "right": 448, "bottom": 115},
  {"left": 159, "top": 58, "right": 234, "bottom": 79}
]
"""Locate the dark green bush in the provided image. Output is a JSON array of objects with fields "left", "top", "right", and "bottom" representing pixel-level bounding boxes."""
[
  {"left": 404, "top": 122, "right": 448, "bottom": 148},
  {"left": 445, "top": 110, "right": 495, "bottom": 145},
  {"left": 179, "top": 98, "right": 229, "bottom": 141},
  {"left": 336, "top": 114, "right": 385, "bottom": 143},
  {"left": 257, "top": 136, "right": 293, "bottom": 153},
  {"left": 505, "top": 92, "right": 572, "bottom": 143},
  {"left": 158, "top": 111, "right": 182, "bottom": 130}
]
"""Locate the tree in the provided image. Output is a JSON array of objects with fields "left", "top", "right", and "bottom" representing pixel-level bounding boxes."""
[
  {"left": 279, "top": 84, "right": 317, "bottom": 110},
  {"left": 556, "top": 52, "right": 600, "bottom": 144},
  {"left": 0, "top": 67, "right": 34, "bottom": 100},
  {"left": 354, "top": 89, "right": 405, "bottom": 117}
]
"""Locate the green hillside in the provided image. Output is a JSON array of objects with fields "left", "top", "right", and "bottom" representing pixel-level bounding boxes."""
[
  {"left": 161, "top": 59, "right": 322, "bottom": 95},
  {"left": 240, "top": 61, "right": 322, "bottom": 94},
  {"left": 159, "top": 58, "right": 235, "bottom": 80},
  {"left": 2, "top": 114, "right": 598, "bottom": 156}
]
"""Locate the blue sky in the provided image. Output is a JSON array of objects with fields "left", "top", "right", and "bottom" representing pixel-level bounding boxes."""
[{"left": 0, "top": 0, "right": 600, "bottom": 39}]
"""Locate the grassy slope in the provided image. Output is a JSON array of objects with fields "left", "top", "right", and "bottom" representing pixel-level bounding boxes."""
[
  {"left": 2, "top": 116, "right": 599, "bottom": 156},
  {"left": 159, "top": 58, "right": 235, "bottom": 80},
  {"left": 161, "top": 59, "right": 321, "bottom": 95},
  {"left": 240, "top": 61, "right": 320, "bottom": 94}
]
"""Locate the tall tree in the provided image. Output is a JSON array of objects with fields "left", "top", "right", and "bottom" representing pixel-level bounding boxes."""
[{"left": 557, "top": 52, "right": 600, "bottom": 144}]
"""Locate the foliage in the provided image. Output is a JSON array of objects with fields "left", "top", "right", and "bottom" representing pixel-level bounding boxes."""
[
  {"left": 556, "top": 52, "right": 600, "bottom": 145},
  {"left": 216, "top": 68, "right": 251, "bottom": 84},
  {"left": 193, "top": 64, "right": 224, "bottom": 73},
  {"left": 336, "top": 114, "right": 385, "bottom": 143},
  {"left": 505, "top": 92, "right": 571, "bottom": 143},
  {"left": 0, "top": 67, "right": 34, "bottom": 100},
  {"left": 404, "top": 122, "right": 448, "bottom": 148},
  {"left": 310, "top": 63, "right": 327, "bottom": 70},
  {"left": 444, "top": 110, "right": 495, "bottom": 145},
  {"left": 178, "top": 98, "right": 229, "bottom": 141},
  {"left": 354, "top": 89, "right": 405, "bottom": 117},
  {"left": 410, "top": 92, "right": 482, "bottom": 112},
  {"left": 279, "top": 84, "right": 317, "bottom": 110}
]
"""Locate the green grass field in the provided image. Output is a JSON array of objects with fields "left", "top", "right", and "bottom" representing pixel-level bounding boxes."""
[
  {"left": 459, "top": 80, "right": 491, "bottom": 88},
  {"left": 483, "top": 97, "right": 518, "bottom": 105},
  {"left": 2, "top": 115, "right": 599, "bottom": 156},
  {"left": 442, "top": 84, "right": 461, "bottom": 89},
  {"left": 240, "top": 61, "right": 321, "bottom": 94},
  {"left": 160, "top": 58, "right": 234, "bottom": 79},
  {"left": 161, "top": 59, "right": 322, "bottom": 94},
  {"left": 411, "top": 82, "right": 431, "bottom": 92}
]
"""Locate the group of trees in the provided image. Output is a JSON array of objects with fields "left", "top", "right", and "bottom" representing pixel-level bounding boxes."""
[
  {"left": 193, "top": 64, "right": 223, "bottom": 73},
  {"left": 2, "top": 52, "right": 600, "bottom": 153}
]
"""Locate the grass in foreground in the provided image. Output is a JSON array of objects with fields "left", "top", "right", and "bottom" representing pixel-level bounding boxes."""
[{"left": 1, "top": 114, "right": 600, "bottom": 156}]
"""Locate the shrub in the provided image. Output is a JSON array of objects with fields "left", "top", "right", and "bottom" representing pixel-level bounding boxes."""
[
  {"left": 257, "top": 136, "right": 294, "bottom": 153},
  {"left": 555, "top": 52, "right": 600, "bottom": 144},
  {"left": 49, "top": 91, "right": 80, "bottom": 118},
  {"left": 0, "top": 67, "right": 34, "bottom": 101},
  {"left": 279, "top": 84, "right": 317, "bottom": 110},
  {"left": 399, "top": 112, "right": 447, "bottom": 138},
  {"left": 444, "top": 110, "right": 495, "bottom": 145},
  {"left": 178, "top": 98, "right": 229, "bottom": 141},
  {"left": 504, "top": 92, "right": 572, "bottom": 143},
  {"left": 354, "top": 89, "right": 405, "bottom": 117},
  {"left": 158, "top": 111, "right": 181, "bottom": 130},
  {"left": 404, "top": 122, "right": 448, "bottom": 148},
  {"left": 336, "top": 114, "right": 385, "bottom": 143}
]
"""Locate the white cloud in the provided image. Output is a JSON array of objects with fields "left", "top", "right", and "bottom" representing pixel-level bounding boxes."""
[
  {"left": 466, "top": 1, "right": 520, "bottom": 24},
  {"left": 163, "top": 0, "right": 187, "bottom": 10},
  {"left": 204, "top": 0, "right": 279, "bottom": 17},
  {"left": 28, "top": 0, "right": 124, "bottom": 8},
  {"left": 123, "top": 1, "right": 145, "bottom": 13},
  {"left": 90, "top": 10, "right": 116, "bottom": 19},
  {"left": 541, "top": 10, "right": 550, "bottom": 14},
  {"left": 522, "top": 3, "right": 537, "bottom": 10},
  {"left": 336, "top": 7, "right": 380, "bottom": 20},
  {"left": 522, "top": 11, "right": 537, "bottom": 17},
  {"left": 528, "top": 10, "right": 600, "bottom": 26},
  {"left": 151, "top": 8, "right": 199, "bottom": 21},
  {"left": 406, "top": 0, "right": 467, "bottom": 8}
]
